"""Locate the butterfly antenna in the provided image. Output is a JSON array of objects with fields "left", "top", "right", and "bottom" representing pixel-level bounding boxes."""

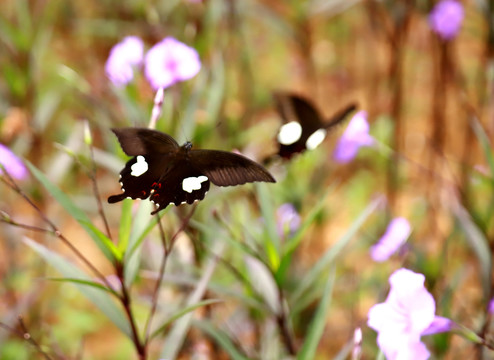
[{"left": 324, "top": 103, "right": 358, "bottom": 129}]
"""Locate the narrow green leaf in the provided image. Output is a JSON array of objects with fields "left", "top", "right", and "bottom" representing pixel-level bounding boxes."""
[
  {"left": 124, "top": 201, "right": 154, "bottom": 287},
  {"left": 23, "top": 237, "right": 131, "bottom": 338},
  {"left": 25, "top": 161, "right": 115, "bottom": 262},
  {"left": 81, "top": 220, "right": 121, "bottom": 261},
  {"left": 160, "top": 241, "right": 224, "bottom": 359},
  {"left": 151, "top": 299, "right": 222, "bottom": 339},
  {"left": 194, "top": 320, "right": 251, "bottom": 360},
  {"left": 471, "top": 117, "right": 494, "bottom": 176},
  {"left": 297, "top": 267, "right": 335, "bottom": 360},
  {"left": 256, "top": 182, "right": 280, "bottom": 270},
  {"left": 452, "top": 201, "right": 492, "bottom": 299},
  {"left": 118, "top": 198, "right": 133, "bottom": 252},
  {"left": 46, "top": 277, "right": 118, "bottom": 296},
  {"left": 277, "top": 186, "right": 333, "bottom": 284},
  {"left": 291, "top": 197, "right": 382, "bottom": 304}
]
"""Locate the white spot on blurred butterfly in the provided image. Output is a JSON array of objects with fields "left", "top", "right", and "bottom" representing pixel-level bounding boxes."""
[
  {"left": 306, "top": 129, "right": 327, "bottom": 150},
  {"left": 131, "top": 156, "right": 148, "bottom": 177},
  {"left": 182, "top": 176, "right": 208, "bottom": 193},
  {"left": 278, "top": 121, "right": 302, "bottom": 145}
]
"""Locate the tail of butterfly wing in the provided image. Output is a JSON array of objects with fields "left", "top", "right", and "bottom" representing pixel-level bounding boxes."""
[{"left": 324, "top": 103, "right": 358, "bottom": 129}]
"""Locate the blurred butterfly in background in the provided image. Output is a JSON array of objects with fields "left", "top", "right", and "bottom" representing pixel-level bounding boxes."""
[
  {"left": 108, "top": 128, "right": 276, "bottom": 214},
  {"left": 273, "top": 92, "right": 357, "bottom": 159}
]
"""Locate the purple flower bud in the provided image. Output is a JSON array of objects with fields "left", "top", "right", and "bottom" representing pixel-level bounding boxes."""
[
  {"left": 429, "top": 0, "right": 464, "bottom": 40},
  {"left": 422, "top": 316, "right": 454, "bottom": 335},
  {"left": 333, "top": 111, "right": 374, "bottom": 164},
  {"left": 370, "top": 217, "right": 411, "bottom": 262},
  {"left": 0, "top": 144, "right": 28, "bottom": 180},
  {"left": 276, "top": 203, "right": 301, "bottom": 238},
  {"left": 144, "top": 37, "right": 201, "bottom": 90}
]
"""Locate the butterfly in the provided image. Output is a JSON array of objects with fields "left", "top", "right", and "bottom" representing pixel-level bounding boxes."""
[
  {"left": 108, "top": 128, "right": 276, "bottom": 214},
  {"left": 273, "top": 92, "right": 357, "bottom": 159}
]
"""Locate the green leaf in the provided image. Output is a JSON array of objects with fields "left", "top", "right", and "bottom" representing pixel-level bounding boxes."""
[
  {"left": 160, "top": 241, "right": 224, "bottom": 359},
  {"left": 256, "top": 182, "right": 280, "bottom": 270},
  {"left": 118, "top": 198, "right": 133, "bottom": 252},
  {"left": 23, "top": 237, "right": 131, "bottom": 338},
  {"left": 194, "top": 320, "right": 251, "bottom": 360},
  {"left": 81, "top": 219, "right": 121, "bottom": 261},
  {"left": 46, "top": 277, "right": 118, "bottom": 297},
  {"left": 25, "top": 161, "right": 116, "bottom": 262},
  {"left": 471, "top": 117, "right": 494, "bottom": 177},
  {"left": 151, "top": 299, "right": 222, "bottom": 339},
  {"left": 124, "top": 201, "right": 155, "bottom": 287},
  {"left": 452, "top": 201, "right": 492, "bottom": 299},
  {"left": 291, "top": 197, "right": 382, "bottom": 305},
  {"left": 297, "top": 267, "right": 335, "bottom": 360}
]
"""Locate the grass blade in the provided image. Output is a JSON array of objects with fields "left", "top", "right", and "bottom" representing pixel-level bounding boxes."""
[{"left": 23, "top": 237, "right": 131, "bottom": 337}]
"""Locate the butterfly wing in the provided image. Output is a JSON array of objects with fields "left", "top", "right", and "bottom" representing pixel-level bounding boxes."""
[
  {"left": 323, "top": 103, "right": 357, "bottom": 129},
  {"left": 274, "top": 93, "right": 325, "bottom": 158},
  {"left": 108, "top": 128, "right": 179, "bottom": 205},
  {"left": 111, "top": 127, "right": 179, "bottom": 156},
  {"left": 190, "top": 150, "right": 275, "bottom": 186},
  {"left": 108, "top": 154, "right": 173, "bottom": 204},
  {"left": 148, "top": 163, "right": 211, "bottom": 214}
]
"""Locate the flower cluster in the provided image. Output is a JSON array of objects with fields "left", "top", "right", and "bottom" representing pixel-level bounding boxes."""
[
  {"left": 368, "top": 269, "right": 453, "bottom": 360},
  {"left": 105, "top": 36, "right": 201, "bottom": 90}
]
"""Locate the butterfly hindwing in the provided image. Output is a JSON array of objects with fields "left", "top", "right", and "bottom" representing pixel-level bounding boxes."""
[
  {"left": 190, "top": 150, "right": 276, "bottom": 186},
  {"left": 149, "top": 163, "right": 210, "bottom": 214},
  {"left": 107, "top": 154, "right": 170, "bottom": 204}
]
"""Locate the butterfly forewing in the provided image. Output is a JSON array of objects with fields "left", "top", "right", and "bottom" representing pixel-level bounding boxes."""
[
  {"left": 111, "top": 127, "right": 179, "bottom": 156},
  {"left": 191, "top": 150, "right": 275, "bottom": 186}
]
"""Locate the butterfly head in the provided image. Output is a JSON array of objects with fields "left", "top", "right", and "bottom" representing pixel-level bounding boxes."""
[{"left": 183, "top": 141, "right": 193, "bottom": 151}]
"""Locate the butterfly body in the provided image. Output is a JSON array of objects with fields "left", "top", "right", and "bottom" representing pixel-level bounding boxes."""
[
  {"left": 108, "top": 128, "right": 275, "bottom": 214},
  {"left": 274, "top": 92, "right": 356, "bottom": 159}
]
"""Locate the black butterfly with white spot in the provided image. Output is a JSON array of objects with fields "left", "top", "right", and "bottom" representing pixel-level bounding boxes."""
[
  {"left": 108, "top": 128, "right": 276, "bottom": 214},
  {"left": 274, "top": 92, "right": 357, "bottom": 159}
]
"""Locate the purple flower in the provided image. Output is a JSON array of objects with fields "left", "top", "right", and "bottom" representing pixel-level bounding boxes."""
[
  {"left": 144, "top": 37, "right": 201, "bottom": 90},
  {"left": 333, "top": 111, "right": 374, "bottom": 164},
  {"left": 368, "top": 268, "right": 451, "bottom": 360},
  {"left": 0, "top": 144, "right": 27, "bottom": 180},
  {"left": 429, "top": 0, "right": 464, "bottom": 40},
  {"left": 105, "top": 36, "right": 144, "bottom": 87},
  {"left": 370, "top": 217, "right": 411, "bottom": 262},
  {"left": 276, "top": 203, "right": 301, "bottom": 238}
]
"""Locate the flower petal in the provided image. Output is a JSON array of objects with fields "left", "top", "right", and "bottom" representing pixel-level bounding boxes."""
[
  {"left": 370, "top": 217, "right": 411, "bottom": 262},
  {"left": 144, "top": 37, "right": 201, "bottom": 90},
  {"left": 105, "top": 36, "right": 144, "bottom": 86}
]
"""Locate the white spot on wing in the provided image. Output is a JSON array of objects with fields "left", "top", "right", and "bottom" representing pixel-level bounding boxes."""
[
  {"left": 277, "top": 121, "right": 302, "bottom": 145},
  {"left": 182, "top": 176, "right": 208, "bottom": 193},
  {"left": 306, "top": 129, "right": 327, "bottom": 150},
  {"left": 131, "top": 156, "right": 148, "bottom": 177}
]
